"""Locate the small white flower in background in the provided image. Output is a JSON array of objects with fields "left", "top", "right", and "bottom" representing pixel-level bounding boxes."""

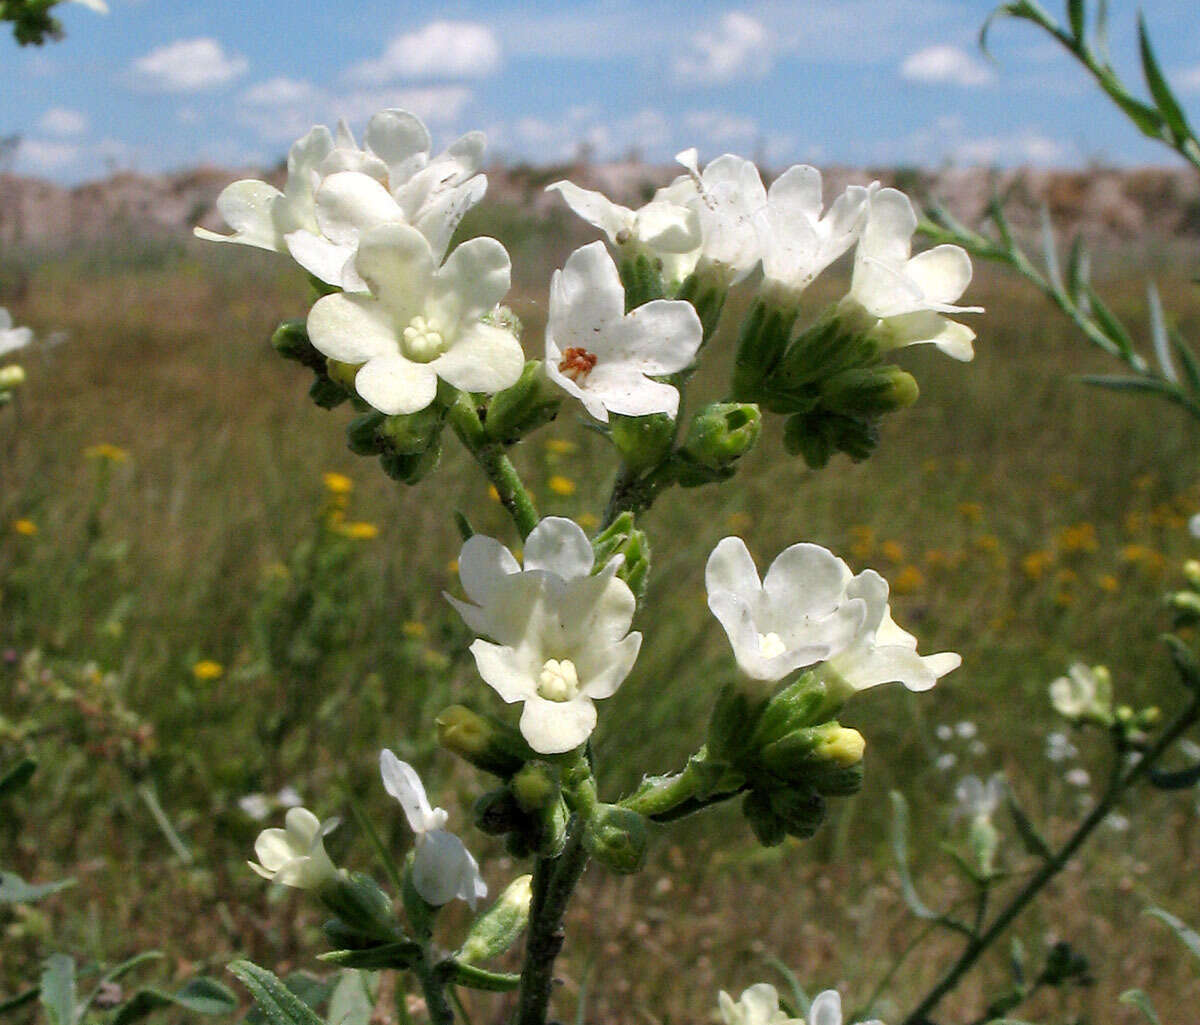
[
  {"left": 954, "top": 773, "right": 1005, "bottom": 823},
  {"left": 249, "top": 807, "right": 339, "bottom": 889},
  {"left": 717, "top": 984, "right": 801, "bottom": 1025},
  {"left": 1045, "top": 730, "right": 1078, "bottom": 762},
  {"left": 1105, "top": 812, "right": 1131, "bottom": 832},
  {"left": 276, "top": 785, "right": 302, "bottom": 807},
  {"left": 0, "top": 308, "right": 33, "bottom": 359},
  {"left": 1190, "top": 513, "right": 1200, "bottom": 538},
  {"left": 446, "top": 516, "right": 641, "bottom": 755},
  {"left": 658, "top": 148, "right": 766, "bottom": 285},
  {"left": 545, "top": 181, "right": 701, "bottom": 284},
  {"left": 754, "top": 167, "right": 874, "bottom": 300},
  {"left": 935, "top": 723, "right": 953, "bottom": 742},
  {"left": 1049, "top": 663, "right": 1113, "bottom": 725},
  {"left": 936, "top": 752, "right": 958, "bottom": 771},
  {"left": 380, "top": 750, "right": 487, "bottom": 909},
  {"left": 1065, "top": 767, "right": 1091, "bottom": 788},
  {"left": 306, "top": 224, "right": 523, "bottom": 414},
  {"left": 842, "top": 188, "right": 982, "bottom": 360},
  {"left": 705, "top": 538, "right": 869, "bottom": 684},
  {"left": 238, "top": 793, "right": 273, "bottom": 821},
  {"left": 544, "top": 242, "right": 702, "bottom": 422},
  {"left": 807, "top": 990, "right": 885, "bottom": 1025},
  {"left": 955, "top": 720, "right": 977, "bottom": 739}
]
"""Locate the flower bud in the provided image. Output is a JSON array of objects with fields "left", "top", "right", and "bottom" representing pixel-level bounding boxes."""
[
  {"left": 380, "top": 405, "right": 446, "bottom": 455},
  {"left": 591, "top": 512, "right": 651, "bottom": 600},
  {"left": 767, "top": 786, "right": 826, "bottom": 839},
  {"left": 379, "top": 438, "right": 442, "bottom": 485},
  {"left": 346, "top": 411, "right": 387, "bottom": 456},
  {"left": 511, "top": 761, "right": 559, "bottom": 812},
  {"left": 1169, "top": 590, "right": 1200, "bottom": 623},
  {"left": 783, "top": 411, "right": 878, "bottom": 469},
  {"left": 747, "top": 672, "right": 835, "bottom": 748},
  {"left": 325, "top": 359, "right": 360, "bottom": 395},
  {"left": 819, "top": 365, "right": 919, "bottom": 417},
  {"left": 473, "top": 788, "right": 526, "bottom": 836},
  {"left": 309, "top": 375, "right": 350, "bottom": 409},
  {"left": 730, "top": 299, "right": 799, "bottom": 401},
  {"left": 457, "top": 875, "right": 533, "bottom": 964},
  {"left": 771, "top": 318, "right": 877, "bottom": 395},
  {"left": 318, "top": 871, "right": 404, "bottom": 944},
  {"left": 0, "top": 365, "right": 26, "bottom": 390},
  {"left": 610, "top": 413, "right": 676, "bottom": 472},
  {"left": 617, "top": 251, "right": 667, "bottom": 310},
  {"left": 675, "top": 270, "right": 727, "bottom": 343},
  {"left": 1184, "top": 560, "right": 1200, "bottom": 590},
  {"left": 437, "top": 705, "right": 532, "bottom": 779},
  {"left": 484, "top": 361, "right": 563, "bottom": 445},
  {"left": 968, "top": 817, "right": 1000, "bottom": 879},
  {"left": 742, "top": 788, "right": 786, "bottom": 847},
  {"left": 759, "top": 724, "right": 864, "bottom": 785},
  {"left": 271, "top": 319, "right": 324, "bottom": 371},
  {"left": 675, "top": 403, "right": 761, "bottom": 485},
  {"left": 582, "top": 804, "right": 647, "bottom": 874}
]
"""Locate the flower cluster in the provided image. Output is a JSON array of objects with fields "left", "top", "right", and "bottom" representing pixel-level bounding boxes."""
[
  {"left": 718, "top": 984, "right": 883, "bottom": 1025},
  {"left": 0, "top": 307, "right": 31, "bottom": 403}
]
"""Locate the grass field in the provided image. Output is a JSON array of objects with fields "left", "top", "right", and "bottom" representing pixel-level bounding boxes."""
[{"left": 2, "top": 208, "right": 1200, "bottom": 1025}]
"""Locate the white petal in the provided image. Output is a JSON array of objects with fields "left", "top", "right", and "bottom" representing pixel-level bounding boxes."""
[
  {"left": 254, "top": 828, "right": 300, "bottom": 871},
  {"left": 874, "top": 311, "right": 977, "bottom": 359},
  {"left": 470, "top": 639, "right": 538, "bottom": 703},
  {"left": 706, "top": 537, "right": 763, "bottom": 604},
  {"left": 544, "top": 338, "right": 611, "bottom": 422},
  {"left": 808, "top": 990, "right": 843, "bottom": 1025},
  {"left": 635, "top": 200, "right": 701, "bottom": 252},
  {"left": 203, "top": 180, "right": 284, "bottom": 251},
  {"left": 552, "top": 242, "right": 626, "bottom": 341},
  {"left": 354, "top": 223, "right": 436, "bottom": 322},
  {"left": 577, "top": 361, "right": 681, "bottom": 419},
  {"left": 314, "top": 172, "right": 403, "bottom": 247},
  {"left": 767, "top": 164, "right": 823, "bottom": 223},
  {"left": 905, "top": 244, "right": 973, "bottom": 305},
  {"left": 355, "top": 353, "right": 439, "bottom": 415},
  {"left": 413, "top": 829, "right": 480, "bottom": 906},
  {"left": 285, "top": 230, "right": 357, "bottom": 289},
  {"left": 576, "top": 630, "right": 641, "bottom": 700},
  {"left": 380, "top": 750, "right": 442, "bottom": 834},
  {"left": 861, "top": 188, "right": 917, "bottom": 265},
  {"left": 457, "top": 535, "right": 520, "bottom": 606},
  {"left": 708, "top": 590, "right": 779, "bottom": 680},
  {"left": 430, "top": 323, "right": 524, "bottom": 394},
  {"left": 411, "top": 174, "right": 488, "bottom": 262},
  {"left": 523, "top": 517, "right": 594, "bottom": 578},
  {"left": 430, "top": 236, "right": 512, "bottom": 330},
  {"left": 444, "top": 593, "right": 494, "bottom": 636},
  {"left": 761, "top": 543, "right": 853, "bottom": 621},
  {"left": 558, "top": 565, "right": 636, "bottom": 645},
  {"left": 519, "top": 694, "right": 597, "bottom": 754},
  {"left": 739, "top": 985, "right": 783, "bottom": 1025},
  {"left": 607, "top": 299, "right": 703, "bottom": 374},
  {"left": 307, "top": 293, "right": 397, "bottom": 365},
  {"left": 365, "top": 109, "right": 431, "bottom": 176},
  {"left": 546, "top": 181, "right": 632, "bottom": 242}
]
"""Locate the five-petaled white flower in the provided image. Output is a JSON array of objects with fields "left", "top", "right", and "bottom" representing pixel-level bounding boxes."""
[
  {"left": 306, "top": 223, "right": 523, "bottom": 414},
  {"left": 544, "top": 242, "right": 702, "bottom": 422},
  {"left": 717, "top": 984, "right": 801, "bottom": 1025},
  {"left": 754, "top": 167, "right": 874, "bottom": 299},
  {"left": 705, "top": 538, "right": 870, "bottom": 684},
  {"left": 656, "top": 148, "right": 766, "bottom": 286},
  {"left": 0, "top": 308, "right": 33, "bottom": 359},
  {"left": 380, "top": 749, "right": 487, "bottom": 909},
  {"left": 446, "top": 516, "right": 642, "bottom": 754},
  {"left": 1049, "top": 662, "right": 1114, "bottom": 725},
  {"left": 545, "top": 180, "right": 701, "bottom": 284},
  {"left": 249, "top": 807, "right": 340, "bottom": 890},
  {"left": 842, "top": 188, "right": 982, "bottom": 360}
]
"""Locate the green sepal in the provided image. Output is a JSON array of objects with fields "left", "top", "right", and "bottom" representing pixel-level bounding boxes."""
[
  {"left": 379, "top": 439, "right": 442, "bottom": 485},
  {"left": 437, "top": 705, "right": 533, "bottom": 779},
  {"left": 819, "top": 365, "right": 919, "bottom": 416},
  {"left": 675, "top": 271, "right": 727, "bottom": 342},
  {"left": 749, "top": 673, "right": 836, "bottom": 748},
  {"left": 379, "top": 405, "right": 446, "bottom": 455},
  {"left": 271, "top": 320, "right": 325, "bottom": 372},
  {"left": 591, "top": 512, "right": 651, "bottom": 601},
  {"left": 618, "top": 251, "right": 667, "bottom": 310},
  {"left": 767, "top": 786, "right": 826, "bottom": 839},
  {"left": 742, "top": 788, "right": 786, "bottom": 847},
  {"left": 783, "top": 411, "right": 879, "bottom": 468},
  {"left": 731, "top": 299, "right": 799, "bottom": 401},
  {"left": 317, "top": 873, "right": 402, "bottom": 944},
  {"left": 706, "top": 682, "right": 770, "bottom": 765},
  {"left": 457, "top": 875, "right": 533, "bottom": 964},
  {"left": 346, "top": 411, "right": 387, "bottom": 456},
  {"left": 309, "top": 376, "right": 351, "bottom": 410},
  {"left": 439, "top": 962, "right": 522, "bottom": 993},
  {"left": 473, "top": 788, "right": 527, "bottom": 836},
  {"left": 483, "top": 360, "right": 562, "bottom": 445},
  {"left": 401, "top": 862, "right": 436, "bottom": 942},
  {"left": 610, "top": 413, "right": 675, "bottom": 473},
  {"left": 582, "top": 804, "right": 647, "bottom": 874},
  {"left": 317, "top": 942, "right": 422, "bottom": 970},
  {"left": 674, "top": 403, "right": 762, "bottom": 486}
]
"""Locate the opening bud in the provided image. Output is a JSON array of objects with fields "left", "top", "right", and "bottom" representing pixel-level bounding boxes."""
[
  {"left": 582, "top": 804, "right": 647, "bottom": 874},
  {"left": 783, "top": 411, "right": 878, "bottom": 469},
  {"left": 457, "top": 874, "right": 533, "bottom": 964},
  {"left": 592, "top": 512, "right": 651, "bottom": 600},
  {"left": 0, "top": 365, "right": 26, "bottom": 390},
  {"left": 759, "top": 723, "right": 865, "bottom": 785},
  {"left": 484, "top": 360, "right": 563, "bottom": 445},
  {"left": 675, "top": 403, "right": 762, "bottom": 485},
  {"left": 819, "top": 365, "right": 919, "bottom": 417},
  {"left": 610, "top": 412, "right": 676, "bottom": 473},
  {"left": 380, "top": 404, "right": 446, "bottom": 455},
  {"left": 437, "top": 705, "right": 532, "bottom": 779}
]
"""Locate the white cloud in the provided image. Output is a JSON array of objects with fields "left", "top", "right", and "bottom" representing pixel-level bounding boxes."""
[
  {"left": 901, "top": 45, "right": 993, "bottom": 87},
  {"left": 684, "top": 110, "right": 759, "bottom": 147},
  {"left": 674, "top": 11, "right": 771, "bottom": 85},
  {"left": 493, "top": 107, "right": 673, "bottom": 163},
  {"left": 1177, "top": 64, "right": 1200, "bottom": 94},
  {"left": 955, "top": 132, "right": 1072, "bottom": 165},
  {"left": 39, "top": 107, "right": 88, "bottom": 137},
  {"left": 347, "top": 21, "right": 501, "bottom": 84},
  {"left": 130, "top": 38, "right": 249, "bottom": 93},
  {"left": 17, "top": 138, "right": 80, "bottom": 171},
  {"left": 241, "top": 77, "right": 319, "bottom": 107}
]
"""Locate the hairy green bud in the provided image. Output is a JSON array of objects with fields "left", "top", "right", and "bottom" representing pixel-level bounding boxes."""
[
  {"left": 380, "top": 404, "right": 446, "bottom": 455},
  {"left": 473, "top": 789, "right": 525, "bottom": 836},
  {"left": 742, "top": 788, "right": 786, "bottom": 847},
  {"left": 617, "top": 250, "right": 667, "bottom": 310},
  {"left": 484, "top": 360, "right": 562, "bottom": 445},
  {"left": 379, "top": 438, "right": 441, "bottom": 485},
  {"left": 437, "top": 705, "right": 532, "bottom": 779},
  {"left": 457, "top": 875, "right": 533, "bottom": 964},
  {"left": 675, "top": 403, "right": 762, "bottom": 486},
  {"left": 592, "top": 511, "right": 651, "bottom": 600},
  {"left": 783, "top": 411, "right": 878, "bottom": 468},
  {"left": 271, "top": 319, "right": 324, "bottom": 371},
  {"left": 759, "top": 724, "right": 865, "bottom": 785},
  {"left": 610, "top": 413, "right": 676, "bottom": 472},
  {"left": 749, "top": 672, "right": 836, "bottom": 748},
  {"left": 582, "top": 804, "right": 647, "bottom": 874},
  {"left": 317, "top": 871, "right": 402, "bottom": 944},
  {"left": 707, "top": 682, "right": 770, "bottom": 764},
  {"left": 820, "top": 365, "right": 919, "bottom": 416},
  {"left": 768, "top": 786, "right": 826, "bottom": 839},
  {"left": 346, "top": 410, "right": 387, "bottom": 455},
  {"left": 731, "top": 298, "right": 799, "bottom": 401},
  {"left": 511, "top": 761, "right": 559, "bottom": 813}
]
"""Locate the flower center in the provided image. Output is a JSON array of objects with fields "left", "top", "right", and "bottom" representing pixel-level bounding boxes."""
[
  {"left": 402, "top": 315, "right": 447, "bottom": 363},
  {"left": 537, "top": 658, "right": 580, "bottom": 702},
  {"left": 558, "top": 347, "right": 598, "bottom": 383},
  {"left": 757, "top": 632, "right": 786, "bottom": 659}
]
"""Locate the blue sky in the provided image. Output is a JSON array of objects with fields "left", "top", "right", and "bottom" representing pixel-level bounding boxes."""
[{"left": 5, "top": 0, "right": 1200, "bottom": 183}]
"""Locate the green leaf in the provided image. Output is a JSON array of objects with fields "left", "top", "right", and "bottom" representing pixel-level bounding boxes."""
[
  {"left": 1162, "top": 634, "right": 1200, "bottom": 691},
  {"left": 328, "top": 971, "right": 376, "bottom": 1025},
  {"left": 229, "top": 962, "right": 328, "bottom": 1025},
  {"left": 1093, "top": 0, "right": 1111, "bottom": 64},
  {"left": 1039, "top": 206, "right": 1063, "bottom": 293},
  {"left": 1145, "top": 907, "right": 1200, "bottom": 963},
  {"left": 889, "top": 792, "right": 938, "bottom": 920},
  {"left": 443, "top": 963, "right": 521, "bottom": 993},
  {"left": 0, "top": 870, "right": 75, "bottom": 903},
  {"left": 1172, "top": 333, "right": 1200, "bottom": 395},
  {"left": 1077, "top": 374, "right": 1175, "bottom": 397},
  {"left": 1006, "top": 793, "right": 1051, "bottom": 860},
  {"left": 0, "top": 758, "right": 36, "bottom": 800},
  {"left": 0, "top": 987, "right": 40, "bottom": 1015},
  {"left": 1149, "top": 761, "right": 1200, "bottom": 790},
  {"left": 111, "top": 980, "right": 237, "bottom": 1025},
  {"left": 1120, "top": 989, "right": 1162, "bottom": 1024},
  {"left": 980, "top": 1, "right": 1057, "bottom": 57},
  {"left": 318, "top": 944, "right": 421, "bottom": 971},
  {"left": 765, "top": 957, "right": 810, "bottom": 1018},
  {"left": 243, "top": 973, "right": 333, "bottom": 1025},
  {"left": 1146, "top": 283, "right": 1176, "bottom": 383},
  {"left": 1066, "top": 234, "right": 1090, "bottom": 302},
  {"left": 1138, "top": 14, "right": 1193, "bottom": 143},
  {"left": 1066, "top": 0, "right": 1085, "bottom": 42},
  {"left": 40, "top": 955, "right": 76, "bottom": 1025},
  {"left": 1082, "top": 286, "right": 1138, "bottom": 362}
]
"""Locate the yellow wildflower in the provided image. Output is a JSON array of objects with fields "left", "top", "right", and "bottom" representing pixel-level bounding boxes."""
[
  {"left": 578, "top": 512, "right": 599, "bottom": 530},
  {"left": 849, "top": 524, "right": 874, "bottom": 560},
  {"left": 892, "top": 565, "right": 925, "bottom": 595},
  {"left": 1134, "top": 473, "right": 1157, "bottom": 491},
  {"left": 726, "top": 511, "right": 753, "bottom": 532},
  {"left": 1124, "top": 511, "right": 1145, "bottom": 534},
  {"left": 447, "top": 559, "right": 459, "bottom": 574},
  {"left": 487, "top": 485, "right": 500, "bottom": 502},
  {"left": 880, "top": 540, "right": 905, "bottom": 562},
  {"left": 1097, "top": 574, "right": 1119, "bottom": 593},
  {"left": 1058, "top": 522, "right": 1098, "bottom": 554},
  {"left": 337, "top": 521, "right": 379, "bottom": 540},
  {"left": 957, "top": 501, "right": 983, "bottom": 522},
  {"left": 264, "top": 562, "right": 290, "bottom": 581},
  {"left": 974, "top": 534, "right": 1001, "bottom": 553},
  {"left": 548, "top": 475, "right": 576, "bottom": 497},
  {"left": 192, "top": 660, "right": 224, "bottom": 681},
  {"left": 1021, "top": 550, "right": 1054, "bottom": 580},
  {"left": 12, "top": 518, "right": 36, "bottom": 536},
  {"left": 402, "top": 621, "right": 427, "bottom": 638},
  {"left": 1054, "top": 591, "right": 1075, "bottom": 608},
  {"left": 323, "top": 472, "right": 353, "bottom": 495},
  {"left": 546, "top": 439, "right": 578, "bottom": 455},
  {"left": 83, "top": 443, "right": 129, "bottom": 463},
  {"left": 1121, "top": 544, "right": 1165, "bottom": 573}
]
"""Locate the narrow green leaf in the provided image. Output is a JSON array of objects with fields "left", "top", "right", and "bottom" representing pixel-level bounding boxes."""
[
  {"left": 1148, "top": 762, "right": 1200, "bottom": 790},
  {"left": 889, "top": 792, "right": 938, "bottom": 920},
  {"left": 1145, "top": 906, "right": 1200, "bottom": 962},
  {"left": 1082, "top": 286, "right": 1137, "bottom": 360},
  {"left": 1066, "top": 234, "right": 1090, "bottom": 302},
  {"left": 453, "top": 511, "right": 474, "bottom": 542},
  {"left": 110, "top": 980, "right": 236, "bottom": 1025},
  {"left": 1039, "top": 206, "right": 1063, "bottom": 293},
  {"left": 40, "top": 955, "right": 76, "bottom": 1025},
  {"left": 980, "top": 1, "right": 1057, "bottom": 57},
  {"left": 0, "top": 987, "right": 40, "bottom": 1015},
  {"left": 1005, "top": 793, "right": 1051, "bottom": 860},
  {"left": 1162, "top": 634, "right": 1200, "bottom": 691},
  {"left": 1172, "top": 333, "right": 1200, "bottom": 395},
  {"left": 1147, "top": 283, "right": 1177, "bottom": 383},
  {"left": 1066, "top": 0, "right": 1085, "bottom": 42},
  {"left": 1094, "top": 0, "right": 1111, "bottom": 65},
  {"left": 1120, "top": 989, "right": 1162, "bottom": 1024},
  {"left": 0, "top": 871, "right": 75, "bottom": 903},
  {"left": 229, "top": 962, "right": 328, "bottom": 1025},
  {"left": 347, "top": 799, "right": 404, "bottom": 898},
  {"left": 444, "top": 963, "right": 521, "bottom": 993},
  {"left": 765, "top": 957, "right": 810, "bottom": 1017},
  {"left": 318, "top": 944, "right": 421, "bottom": 971},
  {"left": 1077, "top": 374, "right": 1174, "bottom": 396},
  {"left": 1138, "top": 14, "right": 1193, "bottom": 143},
  {"left": 100, "top": 953, "right": 165, "bottom": 987},
  {"left": 0, "top": 758, "right": 36, "bottom": 800}
]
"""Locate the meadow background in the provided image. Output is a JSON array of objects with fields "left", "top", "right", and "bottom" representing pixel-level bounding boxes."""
[{"left": 2, "top": 186, "right": 1200, "bottom": 1025}]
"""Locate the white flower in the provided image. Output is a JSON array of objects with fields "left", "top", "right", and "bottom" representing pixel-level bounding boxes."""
[
  {"left": 954, "top": 720, "right": 977, "bottom": 739},
  {"left": 1065, "top": 767, "right": 1091, "bottom": 788},
  {"left": 446, "top": 516, "right": 642, "bottom": 755},
  {"left": 69, "top": 0, "right": 108, "bottom": 11},
  {"left": 754, "top": 167, "right": 874, "bottom": 298},
  {"left": 657, "top": 148, "right": 766, "bottom": 285},
  {"left": 249, "top": 807, "right": 339, "bottom": 889},
  {"left": 306, "top": 223, "right": 523, "bottom": 414},
  {"left": 545, "top": 180, "right": 701, "bottom": 283},
  {"left": 379, "top": 750, "right": 487, "bottom": 909},
  {"left": 954, "top": 773, "right": 1005, "bottom": 822},
  {"left": 544, "top": 242, "right": 702, "bottom": 422},
  {"left": 1190, "top": 513, "right": 1200, "bottom": 538},
  {"left": 705, "top": 537, "right": 870, "bottom": 684},
  {"left": 718, "top": 984, "right": 801, "bottom": 1025},
  {"left": 843, "top": 188, "right": 982, "bottom": 360},
  {"left": 287, "top": 116, "right": 487, "bottom": 289},
  {"left": 817, "top": 566, "right": 961, "bottom": 696},
  {"left": 1045, "top": 731, "right": 1078, "bottom": 762},
  {"left": 0, "top": 308, "right": 33, "bottom": 359},
  {"left": 238, "top": 793, "right": 273, "bottom": 821},
  {"left": 806, "top": 990, "right": 884, "bottom": 1025},
  {"left": 1049, "top": 663, "right": 1113, "bottom": 724}
]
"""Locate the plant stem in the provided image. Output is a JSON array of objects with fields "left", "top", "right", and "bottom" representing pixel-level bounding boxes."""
[
  {"left": 447, "top": 394, "right": 540, "bottom": 540},
  {"left": 514, "top": 827, "right": 590, "bottom": 1025},
  {"left": 416, "top": 959, "right": 456, "bottom": 1025},
  {"left": 900, "top": 696, "right": 1200, "bottom": 1025}
]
